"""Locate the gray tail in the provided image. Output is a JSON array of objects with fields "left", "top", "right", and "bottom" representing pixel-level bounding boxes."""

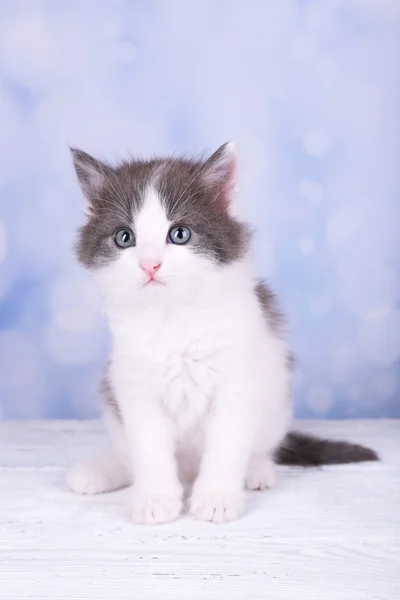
[{"left": 275, "top": 431, "right": 379, "bottom": 466}]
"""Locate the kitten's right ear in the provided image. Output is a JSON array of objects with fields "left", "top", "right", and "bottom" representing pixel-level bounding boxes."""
[{"left": 70, "top": 148, "right": 107, "bottom": 215}]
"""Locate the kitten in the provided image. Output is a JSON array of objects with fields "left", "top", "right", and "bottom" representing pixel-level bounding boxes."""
[{"left": 67, "top": 142, "right": 377, "bottom": 524}]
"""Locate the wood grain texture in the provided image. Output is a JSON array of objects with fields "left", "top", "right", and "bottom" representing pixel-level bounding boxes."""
[{"left": 0, "top": 420, "right": 399, "bottom": 599}]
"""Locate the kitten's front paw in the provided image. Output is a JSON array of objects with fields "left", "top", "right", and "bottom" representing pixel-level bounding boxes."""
[
  {"left": 130, "top": 491, "right": 183, "bottom": 525},
  {"left": 189, "top": 485, "right": 244, "bottom": 523}
]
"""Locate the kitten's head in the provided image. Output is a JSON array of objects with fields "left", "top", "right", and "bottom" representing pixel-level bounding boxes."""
[{"left": 71, "top": 143, "right": 251, "bottom": 302}]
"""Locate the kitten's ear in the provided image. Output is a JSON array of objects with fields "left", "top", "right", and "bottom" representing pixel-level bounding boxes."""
[
  {"left": 202, "top": 141, "right": 238, "bottom": 214},
  {"left": 70, "top": 148, "right": 107, "bottom": 215}
]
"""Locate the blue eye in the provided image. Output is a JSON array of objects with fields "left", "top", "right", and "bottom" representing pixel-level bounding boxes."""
[
  {"left": 114, "top": 228, "right": 135, "bottom": 248},
  {"left": 168, "top": 226, "right": 191, "bottom": 245}
]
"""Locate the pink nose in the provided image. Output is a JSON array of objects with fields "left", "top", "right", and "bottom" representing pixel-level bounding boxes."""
[{"left": 139, "top": 261, "right": 162, "bottom": 278}]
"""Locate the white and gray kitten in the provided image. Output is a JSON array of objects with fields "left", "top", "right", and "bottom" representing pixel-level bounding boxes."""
[{"left": 67, "top": 142, "right": 377, "bottom": 524}]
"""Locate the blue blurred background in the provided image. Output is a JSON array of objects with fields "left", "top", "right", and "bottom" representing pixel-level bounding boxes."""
[{"left": 0, "top": 1, "right": 399, "bottom": 420}]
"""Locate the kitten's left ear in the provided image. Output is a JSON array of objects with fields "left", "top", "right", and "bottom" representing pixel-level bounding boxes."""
[
  {"left": 70, "top": 148, "right": 108, "bottom": 215},
  {"left": 202, "top": 141, "right": 238, "bottom": 214}
]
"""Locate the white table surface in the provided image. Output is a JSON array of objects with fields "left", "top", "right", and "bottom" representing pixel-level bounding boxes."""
[{"left": 1, "top": 419, "right": 399, "bottom": 600}]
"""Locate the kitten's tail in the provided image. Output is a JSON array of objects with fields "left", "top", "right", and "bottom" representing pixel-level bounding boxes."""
[{"left": 275, "top": 431, "right": 378, "bottom": 466}]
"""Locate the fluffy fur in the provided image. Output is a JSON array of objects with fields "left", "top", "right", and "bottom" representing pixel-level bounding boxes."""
[{"left": 67, "top": 142, "right": 378, "bottom": 524}]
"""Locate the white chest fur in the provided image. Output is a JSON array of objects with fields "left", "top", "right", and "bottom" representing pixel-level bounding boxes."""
[
  {"left": 102, "top": 258, "right": 290, "bottom": 448},
  {"left": 108, "top": 300, "right": 242, "bottom": 428}
]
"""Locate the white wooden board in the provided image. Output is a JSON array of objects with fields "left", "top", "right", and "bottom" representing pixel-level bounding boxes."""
[{"left": 0, "top": 420, "right": 399, "bottom": 599}]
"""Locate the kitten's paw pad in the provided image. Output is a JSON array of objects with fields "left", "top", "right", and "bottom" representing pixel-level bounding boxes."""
[
  {"left": 189, "top": 489, "right": 244, "bottom": 523},
  {"left": 67, "top": 457, "right": 130, "bottom": 495},
  {"left": 130, "top": 492, "right": 183, "bottom": 525},
  {"left": 245, "top": 456, "right": 276, "bottom": 491}
]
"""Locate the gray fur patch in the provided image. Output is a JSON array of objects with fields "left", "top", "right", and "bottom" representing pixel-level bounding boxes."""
[
  {"left": 254, "top": 279, "right": 295, "bottom": 371},
  {"left": 100, "top": 374, "right": 122, "bottom": 421},
  {"left": 254, "top": 279, "right": 286, "bottom": 335},
  {"left": 72, "top": 146, "right": 251, "bottom": 269},
  {"left": 156, "top": 158, "right": 251, "bottom": 264}
]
